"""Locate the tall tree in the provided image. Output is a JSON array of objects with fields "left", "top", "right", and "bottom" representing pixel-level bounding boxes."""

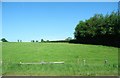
[{"left": 74, "top": 11, "right": 119, "bottom": 40}]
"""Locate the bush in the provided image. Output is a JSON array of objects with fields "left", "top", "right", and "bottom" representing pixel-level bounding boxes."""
[{"left": 1, "top": 38, "right": 8, "bottom": 42}]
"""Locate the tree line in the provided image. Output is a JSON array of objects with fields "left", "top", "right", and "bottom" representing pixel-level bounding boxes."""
[{"left": 70, "top": 11, "right": 120, "bottom": 47}]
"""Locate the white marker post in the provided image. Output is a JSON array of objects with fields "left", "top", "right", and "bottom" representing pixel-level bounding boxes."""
[
  {"left": 104, "top": 59, "right": 108, "bottom": 65},
  {"left": 83, "top": 59, "right": 86, "bottom": 65}
]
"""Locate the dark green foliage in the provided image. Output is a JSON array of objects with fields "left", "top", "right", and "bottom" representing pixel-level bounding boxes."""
[
  {"left": 75, "top": 12, "right": 120, "bottom": 38},
  {"left": 18, "top": 40, "right": 22, "bottom": 42},
  {"left": 36, "top": 40, "right": 38, "bottom": 42},
  {"left": 74, "top": 11, "right": 120, "bottom": 47},
  {"left": 41, "top": 39, "right": 44, "bottom": 42},
  {"left": 1, "top": 38, "right": 8, "bottom": 42},
  {"left": 31, "top": 40, "right": 35, "bottom": 42}
]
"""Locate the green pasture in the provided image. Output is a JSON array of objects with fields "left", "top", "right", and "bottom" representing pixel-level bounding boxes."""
[
  {"left": 2, "top": 42, "right": 118, "bottom": 76},
  {"left": 0, "top": 42, "right": 2, "bottom": 75}
]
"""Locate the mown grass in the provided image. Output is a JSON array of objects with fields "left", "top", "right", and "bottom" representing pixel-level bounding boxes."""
[{"left": 2, "top": 42, "right": 118, "bottom": 76}]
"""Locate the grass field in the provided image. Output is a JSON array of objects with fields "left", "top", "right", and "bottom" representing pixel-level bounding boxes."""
[
  {"left": 0, "top": 42, "right": 2, "bottom": 76},
  {"left": 2, "top": 42, "right": 118, "bottom": 76}
]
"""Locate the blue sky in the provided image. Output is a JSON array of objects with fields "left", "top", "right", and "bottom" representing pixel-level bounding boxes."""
[
  {"left": 0, "top": 2, "right": 2, "bottom": 40},
  {"left": 2, "top": 2, "right": 118, "bottom": 42},
  {"left": 2, "top": 0, "right": 120, "bottom": 2}
]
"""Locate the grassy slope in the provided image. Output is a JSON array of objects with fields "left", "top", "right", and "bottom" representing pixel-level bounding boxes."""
[
  {"left": 2, "top": 42, "right": 118, "bottom": 76},
  {"left": 0, "top": 42, "right": 2, "bottom": 75}
]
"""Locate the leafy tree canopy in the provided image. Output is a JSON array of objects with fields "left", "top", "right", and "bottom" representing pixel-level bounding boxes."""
[
  {"left": 1, "top": 38, "right": 8, "bottom": 42},
  {"left": 74, "top": 11, "right": 120, "bottom": 40}
]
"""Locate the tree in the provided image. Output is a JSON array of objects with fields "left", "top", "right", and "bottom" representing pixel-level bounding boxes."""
[
  {"left": 1, "top": 38, "right": 8, "bottom": 42},
  {"left": 31, "top": 40, "right": 35, "bottom": 42},
  {"left": 41, "top": 39, "right": 44, "bottom": 42},
  {"left": 36, "top": 40, "right": 38, "bottom": 42},
  {"left": 20, "top": 40, "right": 22, "bottom": 42},
  {"left": 65, "top": 37, "right": 72, "bottom": 41},
  {"left": 74, "top": 11, "right": 120, "bottom": 40}
]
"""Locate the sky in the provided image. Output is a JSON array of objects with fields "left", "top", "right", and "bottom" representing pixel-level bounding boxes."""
[
  {"left": 2, "top": 0, "right": 120, "bottom": 2},
  {"left": 0, "top": 2, "right": 2, "bottom": 41},
  {"left": 2, "top": 2, "right": 118, "bottom": 42}
]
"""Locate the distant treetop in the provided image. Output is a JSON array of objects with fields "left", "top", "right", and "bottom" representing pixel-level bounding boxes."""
[{"left": 1, "top": 38, "right": 8, "bottom": 42}]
